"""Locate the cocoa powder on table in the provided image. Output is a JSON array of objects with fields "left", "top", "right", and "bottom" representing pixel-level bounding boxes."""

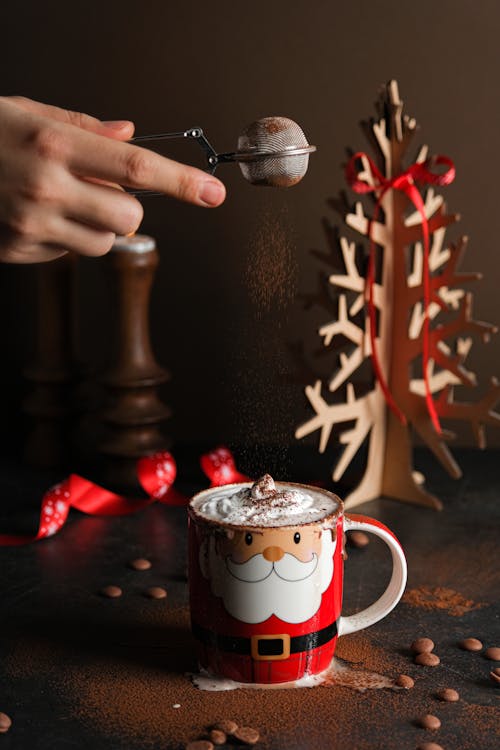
[
  {"left": 403, "top": 586, "right": 484, "bottom": 617},
  {"left": 408, "top": 539, "right": 500, "bottom": 604},
  {"left": 4, "top": 608, "right": 408, "bottom": 749},
  {"left": 5, "top": 604, "right": 498, "bottom": 750}
]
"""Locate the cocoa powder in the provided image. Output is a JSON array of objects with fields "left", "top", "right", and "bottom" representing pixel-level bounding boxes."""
[
  {"left": 245, "top": 206, "right": 297, "bottom": 318},
  {"left": 4, "top": 607, "right": 407, "bottom": 749},
  {"left": 403, "top": 586, "right": 484, "bottom": 617},
  {"left": 409, "top": 540, "right": 499, "bottom": 602},
  {"left": 5, "top": 603, "right": 497, "bottom": 750},
  {"left": 232, "top": 204, "right": 298, "bottom": 475}
]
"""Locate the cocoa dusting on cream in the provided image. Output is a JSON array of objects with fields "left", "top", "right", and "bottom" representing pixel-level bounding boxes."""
[{"left": 197, "top": 475, "right": 337, "bottom": 527}]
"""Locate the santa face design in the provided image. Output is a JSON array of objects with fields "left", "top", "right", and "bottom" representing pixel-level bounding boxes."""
[{"left": 200, "top": 525, "right": 335, "bottom": 624}]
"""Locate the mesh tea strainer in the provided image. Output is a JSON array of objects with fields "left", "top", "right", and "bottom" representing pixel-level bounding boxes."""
[{"left": 132, "top": 117, "right": 316, "bottom": 195}]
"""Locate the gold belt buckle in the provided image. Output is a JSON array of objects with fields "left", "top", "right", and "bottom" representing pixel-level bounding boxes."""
[{"left": 250, "top": 633, "right": 291, "bottom": 661}]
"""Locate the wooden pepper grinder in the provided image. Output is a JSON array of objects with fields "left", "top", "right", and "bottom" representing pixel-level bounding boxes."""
[
  {"left": 98, "top": 234, "right": 171, "bottom": 490},
  {"left": 23, "top": 254, "right": 78, "bottom": 468}
]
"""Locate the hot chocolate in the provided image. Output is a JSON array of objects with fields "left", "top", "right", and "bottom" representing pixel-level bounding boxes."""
[{"left": 188, "top": 476, "right": 406, "bottom": 685}]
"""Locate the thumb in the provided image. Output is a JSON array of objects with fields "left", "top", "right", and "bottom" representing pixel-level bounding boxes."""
[{"left": 9, "top": 96, "right": 135, "bottom": 140}]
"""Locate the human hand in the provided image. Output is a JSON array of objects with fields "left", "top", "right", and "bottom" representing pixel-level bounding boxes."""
[{"left": 0, "top": 96, "right": 226, "bottom": 263}]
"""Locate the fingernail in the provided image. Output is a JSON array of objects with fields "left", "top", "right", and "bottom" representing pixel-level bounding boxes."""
[
  {"left": 102, "top": 120, "right": 132, "bottom": 130},
  {"left": 199, "top": 180, "right": 225, "bottom": 207}
]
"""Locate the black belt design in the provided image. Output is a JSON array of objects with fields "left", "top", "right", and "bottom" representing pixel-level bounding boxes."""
[{"left": 192, "top": 620, "right": 338, "bottom": 661}]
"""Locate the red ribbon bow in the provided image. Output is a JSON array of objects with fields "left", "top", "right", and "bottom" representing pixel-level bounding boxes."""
[{"left": 345, "top": 152, "right": 456, "bottom": 434}]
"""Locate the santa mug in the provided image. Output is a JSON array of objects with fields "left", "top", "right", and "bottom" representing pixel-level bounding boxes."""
[{"left": 188, "top": 477, "right": 407, "bottom": 685}]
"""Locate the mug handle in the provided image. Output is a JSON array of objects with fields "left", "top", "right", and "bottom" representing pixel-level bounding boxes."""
[{"left": 337, "top": 513, "right": 407, "bottom": 637}]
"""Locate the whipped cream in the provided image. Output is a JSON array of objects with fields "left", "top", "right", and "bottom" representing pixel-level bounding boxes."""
[{"left": 194, "top": 475, "right": 338, "bottom": 527}]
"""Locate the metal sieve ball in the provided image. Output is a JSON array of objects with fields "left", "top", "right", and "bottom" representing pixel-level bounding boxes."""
[{"left": 236, "top": 117, "right": 315, "bottom": 187}]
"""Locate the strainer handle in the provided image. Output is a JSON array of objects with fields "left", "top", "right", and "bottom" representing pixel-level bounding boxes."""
[{"left": 130, "top": 127, "right": 220, "bottom": 197}]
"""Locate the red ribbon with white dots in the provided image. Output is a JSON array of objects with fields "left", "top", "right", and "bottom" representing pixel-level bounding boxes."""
[
  {"left": 0, "top": 447, "right": 249, "bottom": 546},
  {"left": 200, "top": 446, "right": 250, "bottom": 486},
  {"left": 0, "top": 452, "right": 182, "bottom": 546}
]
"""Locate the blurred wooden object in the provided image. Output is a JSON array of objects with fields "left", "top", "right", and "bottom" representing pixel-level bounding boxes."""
[
  {"left": 98, "top": 235, "right": 170, "bottom": 488},
  {"left": 23, "top": 254, "right": 77, "bottom": 468}
]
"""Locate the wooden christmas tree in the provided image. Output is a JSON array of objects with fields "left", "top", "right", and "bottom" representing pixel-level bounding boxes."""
[{"left": 296, "top": 80, "right": 500, "bottom": 510}]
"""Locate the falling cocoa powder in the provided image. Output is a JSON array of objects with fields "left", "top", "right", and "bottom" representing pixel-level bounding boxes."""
[
  {"left": 230, "top": 204, "right": 298, "bottom": 476},
  {"left": 245, "top": 205, "right": 297, "bottom": 317},
  {"left": 403, "top": 586, "right": 485, "bottom": 617}
]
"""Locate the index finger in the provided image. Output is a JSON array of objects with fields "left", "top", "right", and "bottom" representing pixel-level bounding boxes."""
[{"left": 66, "top": 127, "right": 226, "bottom": 207}]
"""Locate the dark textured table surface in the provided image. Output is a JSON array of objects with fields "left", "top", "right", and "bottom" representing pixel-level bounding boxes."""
[{"left": 0, "top": 448, "right": 499, "bottom": 750}]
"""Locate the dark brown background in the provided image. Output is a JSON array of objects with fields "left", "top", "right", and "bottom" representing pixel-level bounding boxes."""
[{"left": 1, "top": 0, "right": 499, "bottom": 465}]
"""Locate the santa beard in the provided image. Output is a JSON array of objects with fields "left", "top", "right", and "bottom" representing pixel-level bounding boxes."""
[{"left": 200, "top": 529, "right": 335, "bottom": 624}]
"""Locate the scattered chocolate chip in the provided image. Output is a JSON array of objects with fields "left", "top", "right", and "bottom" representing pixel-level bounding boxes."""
[
  {"left": 129, "top": 558, "right": 152, "bottom": 570},
  {"left": 411, "top": 637, "right": 435, "bottom": 654},
  {"left": 418, "top": 714, "right": 441, "bottom": 730},
  {"left": 347, "top": 531, "right": 370, "bottom": 548},
  {"left": 490, "top": 667, "right": 500, "bottom": 685},
  {"left": 0, "top": 713, "right": 12, "bottom": 734},
  {"left": 209, "top": 729, "right": 226, "bottom": 745},
  {"left": 484, "top": 646, "right": 500, "bottom": 661},
  {"left": 100, "top": 585, "right": 122, "bottom": 598},
  {"left": 417, "top": 743, "right": 444, "bottom": 750},
  {"left": 213, "top": 720, "right": 238, "bottom": 735},
  {"left": 233, "top": 726, "right": 260, "bottom": 745},
  {"left": 415, "top": 652, "right": 440, "bottom": 667},
  {"left": 436, "top": 687, "right": 459, "bottom": 702},
  {"left": 459, "top": 637, "right": 483, "bottom": 651},
  {"left": 395, "top": 674, "right": 414, "bottom": 689},
  {"left": 144, "top": 586, "right": 167, "bottom": 599},
  {"left": 185, "top": 742, "right": 213, "bottom": 750}
]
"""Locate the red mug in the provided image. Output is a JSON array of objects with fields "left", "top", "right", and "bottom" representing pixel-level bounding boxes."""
[{"left": 188, "top": 480, "right": 407, "bottom": 685}]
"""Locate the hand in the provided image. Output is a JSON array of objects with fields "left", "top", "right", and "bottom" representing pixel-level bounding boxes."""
[{"left": 0, "top": 96, "right": 226, "bottom": 263}]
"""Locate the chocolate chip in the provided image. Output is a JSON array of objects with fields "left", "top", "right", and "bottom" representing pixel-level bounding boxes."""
[
  {"left": 395, "top": 674, "right": 414, "bottom": 689},
  {"left": 411, "top": 637, "right": 435, "bottom": 654},
  {"left": 144, "top": 586, "right": 167, "bottom": 599},
  {"left": 100, "top": 585, "right": 122, "bottom": 598},
  {"left": 213, "top": 720, "right": 238, "bottom": 735},
  {"left": 233, "top": 726, "right": 260, "bottom": 745},
  {"left": 490, "top": 667, "right": 500, "bottom": 685},
  {"left": 459, "top": 637, "right": 483, "bottom": 651},
  {"left": 436, "top": 687, "right": 459, "bottom": 702},
  {"left": 418, "top": 714, "right": 441, "bottom": 730},
  {"left": 129, "top": 558, "right": 152, "bottom": 570},
  {"left": 415, "top": 652, "right": 440, "bottom": 667},
  {"left": 185, "top": 742, "right": 214, "bottom": 750},
  {"left": 0, "top": 713, "right": 12, "bottom": 734},
  {"left": 417, "top": 744, "right": 444, "bottom": 750},
  {"left": 347, "top": 531, "right": 370, "bottom": 548},
  {"left": 209, "top": 729, "right": 226, "bottom": 745},
  {"left": 484, "top": 646, "right": 500, "bottom": 661}
]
